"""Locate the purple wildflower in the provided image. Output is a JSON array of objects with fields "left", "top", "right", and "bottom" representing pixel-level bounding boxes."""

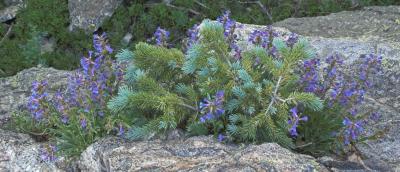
[
  {"left": 300, "top": 59, "right": 321, "bottom": 93},
  {"left": 248, "top": 30, "right": 269, "bottom": 48},
  {"left": 199, "top": 91, "right": 225, "bottom": 122},
  {"left": 27, "top": 81, "right": 49, "bottom": 121},
  {"left": 369, "top": 112, "right": 381, "bottom": 122},
  {"left": 117, "top": 123, "right": 124, "bottom": 136},
  {"left": 285, "top": 33, "right": 299, "bottom": 47},
  {"left": 80, "top": 118, "right": 87, "bottom": 129},
  {"left": 358, "top": 54, "right": 383, "bottom": 87},
  {"left": 248, "top": 26, "right": 279, "bottom": 58},
  {"left": 288, "top": 107, "right": 308, "bottom": 137},
  {"left": 154, "top": 27, "right": 170, "bottom": 47},
  {"left": 217, "top": 134, "right": 225, "bottom": 142},
  {"left": 93, "top": 33, "right": 113, "bottom": 55},
  {"left": 39, "top": 144, "right": 57, "bottom": 162},
  {"left": 187, "top": 24, "right": 200, "bottom": 48},
  {"left": 54, "top": 91, "right": 69, "bottom": 124},
  {"left": 217, "top": 11, "right": 242, "bottom": 60},
  {"left": 342, "top": 117, "right": 364, "bottom": 145}
]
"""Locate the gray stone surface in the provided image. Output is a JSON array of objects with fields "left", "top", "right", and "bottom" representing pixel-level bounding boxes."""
[
  {"left": 273, "top": 6, "right": 400, "bottom": 43},
  {"left": 68, "top": 0, "right": 123, "bottom": 31},
  {"left": 0, "top": 129, "right": 61, "bottom": 171},
  {"left": 0, "top": 67, "right": 71, "bottom": 127},
  {"left": 0, "top": 5, "right": 19, "bottom": 22},
  {"left": 3, "top": 0, "right": 24, "bottom": 7},
  {"left": 79, "top": 136, "right": 326, "bottom": 172}
]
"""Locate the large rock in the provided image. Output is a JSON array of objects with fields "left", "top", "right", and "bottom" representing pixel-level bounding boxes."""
[
  {"left": 68, "top": 0, "right": 123, "bottom": 32},
  {"left": 79, "top": 136, "right": 326, "bottom": 172},
  {"left": 0, "top": 129, "right": 61, "bottom": 171},
  {"left": 3, "top": 0, "right": 24, "bottom": 7},
  {"left": 0, "top": 67, "right": 71, "bottom": 127},
  {"left": 0, "top": 0, "right": 24, "bottom": 22},
  {"left": 273, "top": 6, "right": 400, "bottom": 43},
  {"left": 0, "top": 5, "right": 20, "bottom": 22},
  {"left": 269, "top": 6, "right": 400, "bottom": 170}
]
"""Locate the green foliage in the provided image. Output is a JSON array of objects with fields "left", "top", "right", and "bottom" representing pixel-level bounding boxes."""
[
  {"left": 21, "top": 28, "right": 47, "bottom": 66},
  {"left": 12, "top": 107, "right": 128, "bottom": 158},
  {"left": 1, "top": 0, "right": 398, "bottom": 77},
  {"left": 295, "top": 104, "right": 343, "bottom": 156},
  {"left": 109, "top": 20, "right": 322, "bottom": 149},
  {"left": 0, "top": 0, "right": 90, "bottom": 77}
]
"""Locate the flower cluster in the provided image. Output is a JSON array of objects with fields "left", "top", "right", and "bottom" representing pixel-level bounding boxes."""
[
  {"left": 285, "top": 33, "right": 299, "bottom": 48},
  {"left": 247, "top": 26, "right": 279, "bottom": 58},
  {"left": 300, "top": 58, "right": 320, "bottom": 93},
  {"left": 342, "top": 117, "right": 364, "bottom": 145},
  {"left": 61, "top": 33, "right": 123, "bottom": 120},
  {"left": 217, "top": 11, "right": 242, "bottom": 60},
  {"left": 358, "top": 54, "right": 383, "bottom": 87},
  {"left": 299, "top": 52, "right": 383, "bottom": 145},
  {"left": 53, "top": 91, "right": 69, "bottom": 124},
  {"left": 248, "top": 30, "right": 269, "bottom": 48},
  {"left": 94, "top": 33, "right": 113, "bottom": 55},
  {"left": 288, "top": 107, "right": 308, "bottom": 137},
  {"left": 24, "top": 33, "right": 126, "bottom": 158},
  {"left": 27, "top": 81, "right": 49, "bottom": 121},
  {"left": 187, "top": 23, "right": 200, "bottom": 48},
  {"left": 199, "top": 91, "right": 225, "bottom": 122},
  {"left": 39, "top": 144, "right": 57, "bottom": 162},
  {"left": 154, "top": 27, "right": 170, "bottom": 47}
]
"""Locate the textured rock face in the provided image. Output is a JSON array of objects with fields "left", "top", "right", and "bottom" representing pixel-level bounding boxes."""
[
  {"left": 0, "top": 129, "right": 61, "bottom": 171},
  {"left": 0, "top": 67, "right": 71, "bottom": 126},
  {"left": 79, "top": 136, "right": 326, "bottom": 172},
  {"left": 3, "top": 0, "right": 24, "bottom": 6},
  {"left": 0, "top": 0, "right": 24, "bottom": 22},
  {"left": 68, "top": 0, "right": 123, "bottom": 31},
  {"left": 0, "top": 5, "right": 20, "bottom": 22},
  {"left": 274, "top": 6, "right": 400, "bottom": 43}
]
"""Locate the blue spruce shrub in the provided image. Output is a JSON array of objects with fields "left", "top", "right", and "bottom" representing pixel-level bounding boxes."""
[
  {"left": 109, "top": 12, "right": 384, "bottom": 155},
  {"left": 108, "top": 12, "right": 323, "bottom": 148}
]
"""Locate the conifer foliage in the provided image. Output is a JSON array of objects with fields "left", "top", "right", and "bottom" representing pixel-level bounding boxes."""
[{"left": 108, "top": 13, "right": 323, "bottom": 148}]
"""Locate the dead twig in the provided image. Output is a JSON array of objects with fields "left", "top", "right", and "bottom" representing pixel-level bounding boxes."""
[
  {"left": 238, "top": 0, "right": 273, "bottom": 22},
  {"left": 145, "top": 1, "right": 202, "bottom": 16},
  {"left": 0, "top": 24, "right": 13, "bottom": 46},
  {"left": 194, "top": 0, "right": 209, "bottom": 9}
]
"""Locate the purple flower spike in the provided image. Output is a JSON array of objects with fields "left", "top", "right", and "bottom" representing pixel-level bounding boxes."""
[
  {"left": 285, "top": 33, "right": 299, "bottom": 47},
  {"left": 218, "top": 134, "right": 225, "bottom": 142},
  {"left": 199, "top": 90, "right": 225, "bottom": 122},
  {"left": 342, "top": 117, "right": 364, "bottom": 145},
  {"left": 300, "top": 59, "right": 320, "bottom": 93},
  {"left": 288, "top": 107, "right": 308, "bottom": 137},
  {"left": 39, "top": 144, "right": 57, "bottom": 162},
  {"left": 93, "top": 33, "right": 113, "bottom": 55},
  {"left": 187, "top": 24, "right": 200, "bottom": 48},
  {"left": 217, "top": 11, "right": 241, "bottom": 60},
  {"left": 154, "top": 27, "right": 170, "bottom": 47},
  {"left": 80, "top": 118, "right": 87, "bottom": 129},
  {"left": 117, "top": 123, "right": 124, "bottom": 136},
  {"left": 27, "top": 80, "right": 49, "bottom": 121}
]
